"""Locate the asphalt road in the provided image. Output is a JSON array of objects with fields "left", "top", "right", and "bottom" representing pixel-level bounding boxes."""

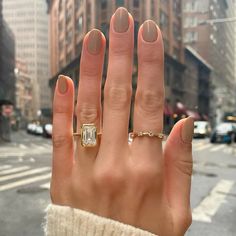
[{"left": 0, "top": 131, "right": 236, "bottom": 236}]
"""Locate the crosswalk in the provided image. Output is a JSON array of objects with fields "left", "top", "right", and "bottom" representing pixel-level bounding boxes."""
[
  {"left": 193, "top": 140, "right": 236, "bottom": 155},
  {"left": 0, "top": 141, "right": 52, "bottom": 159},
  {"left": 0, "top": 164, "right": 51, "bottom": 192},
  {"left": 0, "top": 140, "right": 52, "bottom": 191}
]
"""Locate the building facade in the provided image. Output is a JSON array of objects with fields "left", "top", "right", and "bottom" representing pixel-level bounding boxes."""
[
  {"left": 47, "top": 0, "right": 186, "bottom": 131},
  {"left": 0, "top": 0, "right": 16, "bottom": 141},
  {"left": 15, "top": 60, "right": 34, "bottom": 125},
  {"left": 183, "top": 0, "right": 236, "bottom": 124},
  {"left": 3, "top": 0, "right": 51, "bottom": 115}
]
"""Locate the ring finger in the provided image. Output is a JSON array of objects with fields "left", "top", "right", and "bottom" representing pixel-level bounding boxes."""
[
  {"left": 76, "top": 29, "right": 106, "bottom": 158},
  {"left": 132, "top": 21, "right": 164, "bottom": 158}
]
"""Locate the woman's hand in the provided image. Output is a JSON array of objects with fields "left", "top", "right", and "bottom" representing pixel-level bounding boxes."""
[{"left": 50, "top": 8, "right": 193, "bottom": 236}]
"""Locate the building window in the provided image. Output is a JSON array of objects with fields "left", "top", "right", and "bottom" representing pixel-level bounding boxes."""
[
  {"left": 66, "top": 51, "right": 73, "bottom": 63},
  {"left": 134, "top": 21, "right": 139, "bottom": 46},
  {"left": 101, "top": 23, "right": 108, "bottom": 37},
  {"left": 133, "top": 0, "right": 139, "bottom": 8},
  {"left": 184, "top": 31, "right": 198, "bottom": 43},
  {"left": 173, "top": 48, "right": 180, "bottom": 60},
  {"left": 59, "top": 0, "right": 63, "bottom": 11},
  {"left": 173, "top": 0, "right": 181, "bottom": 16},
  {"left": 77, "top": 15, "right": 83, "bottom": 34},
  {"left": 87, "top": 2, "right": 91, "bottom": 30},
  {"left": 160, "top": 10, "right": 168, "bottom": 29},
  {"left": 66, "top": 6, "right": 72, "bottom": 25},
  {"left": 161, "top": 0, "right": 168, "bottom": 5},
  {"left": 163, "top": 39, "right": 169, "bottom": 52},
  {"left": 116, "top": 0, "right": 124, "bottom": 7},
  {"left": 184, "top": 1, "right": 198, "bottom": 12},
  {"left": 66, "top": 30, "right": 73, "bottom": 45},
  {"left": 151, "top": 0, "right": 155, "bottom": 17},
  {"left": 75, "top": 0, "right": 83, "bottom": 11},
  {"left": 101, "top": 0, "right": 107, "bottom": 9},
  {"left": 165, "top": 66, "right": 171, "bottom": 86},
  {"left": 184, "top": 17, "right": 198, "bottom": 27},
  {"left": 173, "top": 23, "right": 181, "bottom": 41}
]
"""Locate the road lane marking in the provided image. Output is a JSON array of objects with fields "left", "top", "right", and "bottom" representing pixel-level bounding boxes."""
[
  {"left": 0, "top": 165, "right": 12, "bottom": 171},
  {"left": 192, "top": 180, "right": 234, "bottom": 223},
  {"left": 42, "top": 144, "right": 52, "bottom": 149},
  {"left": 40, "top": 182, "right": 50, "bottom": 189},
  {"left": 0, "top": 152, "right": 24, "bottom": 158},
  {"left": 0, "top": 167, "right": 50, "bottom": 182},
  {"left": 193, "top": 142, "right": 206, "bottom": 147},
  {"left": 210, "top": 145, "right": 226, "bottom": 152},
  {"left": 19, "top": 144, "right": 27, "bottom": 149},
  {"left": 0, "top": 166, "right": 30, "bottom": 175},
  {"left": 194, "top": 143, "right": 212, "bottom": 151},
  {"left": 0, "top": 173, "right": 51, "bottom": 191}
]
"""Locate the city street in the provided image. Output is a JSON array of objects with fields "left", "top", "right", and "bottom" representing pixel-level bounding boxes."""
[{"left": 0, "top": 131, "right": 236, "bottom": 236}]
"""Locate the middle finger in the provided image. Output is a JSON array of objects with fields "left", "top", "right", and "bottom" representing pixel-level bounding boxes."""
[{"left": 102, "top": 8, "right": 134, "bottom": 150}]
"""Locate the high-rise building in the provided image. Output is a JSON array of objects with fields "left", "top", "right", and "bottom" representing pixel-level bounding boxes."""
[
  {"left": 0, "top": 0, "right": 16, "bottom": 141},
  {"left": 47, "top": 0, "right": 212, "bottom": 130},
  {"left": 3, "top": 0, "right": 51, "bottom": 115},
  {"left": 183, "top": 0, "right": 236, "bottom": 124},
  {"left": 15, "top": 60, "right": 34, "bottom": 123},
  {"left": 47, "top": 0, "right": 184, "bottom": 125}
]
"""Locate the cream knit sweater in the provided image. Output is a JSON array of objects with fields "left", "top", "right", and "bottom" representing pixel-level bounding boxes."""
[{"left": 45, "top": 204, "right": 157, "bottom": 236}]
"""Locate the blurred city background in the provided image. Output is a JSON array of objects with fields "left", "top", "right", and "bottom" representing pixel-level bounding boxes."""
[{"left": 0, "top": 0, "right": 236, "bottom": 235}]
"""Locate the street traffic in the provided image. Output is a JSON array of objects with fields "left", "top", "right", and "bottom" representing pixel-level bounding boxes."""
[{"left": 0, "top": 131, "right": 236, "bottom": 236}]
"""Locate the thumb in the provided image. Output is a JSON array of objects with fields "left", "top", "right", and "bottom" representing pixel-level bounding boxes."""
[{"left": 164, "top": 117, "right": 194, "bottom": 225}]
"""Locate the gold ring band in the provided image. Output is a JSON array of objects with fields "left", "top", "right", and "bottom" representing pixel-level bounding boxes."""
[
  {"left": 130, "top": 131, "right": 166, "bottom": 140},
  {"left": 73, "top": 133, "right": 102, "bottom": 137}
]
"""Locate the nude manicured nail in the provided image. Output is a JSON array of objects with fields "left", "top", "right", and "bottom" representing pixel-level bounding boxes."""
[
  {"left": 58, "top": 75, "right": 68, "bottom": 94},
  {"left": 113, "top": 7, "right": 129, "bottom": 33},
  {"left": 181, "top": 117, "right": 194, "bottom": 143},
  {"left": 87, "top": 29, "right": 102, "bottom": 55},
  {"left": 142, "top": 20, "right": 158, "bottom": 42}
]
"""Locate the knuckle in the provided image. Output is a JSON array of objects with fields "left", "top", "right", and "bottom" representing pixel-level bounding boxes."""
[
  {"left": 131, "top": 164, "right": 162, "bottom": 189},
  {"left": 105, "top": 86, "right": 132, "bottom": 110},
  {"left": 78, "top": 106, "right": 98, "bottom": 123},
  {"left": 94, "top": 168, "right": 125, "bottom": 191},
  {"left": 81, "top": 64, "right": 100, "bottom": 77},
  {"left": 136, "top": 90, "right": 164, "bottom": 115},
  {"left": 54, "top": 104, "right": 70, "bottom": 114},
  {"left": 52, "top": 134, "right": 72, "bottom": 149}
]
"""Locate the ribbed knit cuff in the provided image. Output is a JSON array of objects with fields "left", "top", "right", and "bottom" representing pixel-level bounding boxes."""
[{"left": 45, "top": 204, "right": 157, "bottom": 236}]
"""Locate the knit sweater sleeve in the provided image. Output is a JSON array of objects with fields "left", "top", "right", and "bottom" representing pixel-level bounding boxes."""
[{"left": 45, "top": 204, "right": 157, "bottom": 236}]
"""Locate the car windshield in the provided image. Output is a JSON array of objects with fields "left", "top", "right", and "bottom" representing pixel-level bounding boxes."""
[
  {"left": 194, "top": 122, "right": 207, "bottom": 129},
  {"left": 216, "top": 123, "right": 233, "bottom": 132}
]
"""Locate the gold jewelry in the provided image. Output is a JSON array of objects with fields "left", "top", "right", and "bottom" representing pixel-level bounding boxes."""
[
  {"left": 73, "top": 124, "right": 101, "bottom": 147},
  {"left": 130, "top": 131, "right": 166, "bottom": 140}
]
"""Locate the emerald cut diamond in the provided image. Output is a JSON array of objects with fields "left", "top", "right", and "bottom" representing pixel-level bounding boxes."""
[{"left": 81, "top": 124, "right": 97, "bottom": 147}]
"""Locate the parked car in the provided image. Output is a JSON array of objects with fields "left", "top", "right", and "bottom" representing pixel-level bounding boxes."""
[
  {"left": 27, "top": 123, "right": 37, "bottom": 134},
  {"left": 210, "top": 122, "right": 236, "bottom": 144},
  {"left": 43, "top": 123, "right": 52, "bottom": 138},
  {"left": 35, "top": 124, "right": 43, "bottom": 135},
  {"left": 194, "top": 121, "right": 211, "bottom": 138},
  {"left": 27, "top": 122, "right": 43, "bottom": 135}
]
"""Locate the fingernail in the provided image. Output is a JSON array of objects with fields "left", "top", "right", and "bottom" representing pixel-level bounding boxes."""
[
  {"left": 87, "top": 29, "right": 102, "bottom": 55},
  {"left": 113, "top": 7, "right": 129, "bottom": 33},
  {"left": 142, "top": 20, "right": 158, "bottom": 42},
  {"left": 58, "top": 75, "right": 68, "bottom": 94},
  {"left": 181, "top": 117, "right": 194, "bottom": 143}
]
